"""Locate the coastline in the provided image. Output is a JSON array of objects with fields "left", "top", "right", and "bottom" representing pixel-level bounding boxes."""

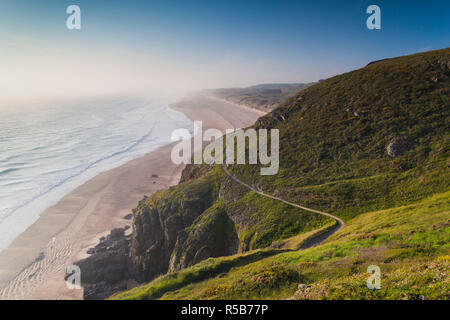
[
  {"left": 203, "top": 94, "right": 268, "bottom": 117},
  {"left": 0, "top": 93, "right": 264, "bottom": 300}
]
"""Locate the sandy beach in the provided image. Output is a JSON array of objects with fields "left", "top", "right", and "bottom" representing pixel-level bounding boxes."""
[{"left": 0, "top": 93, "right": 264, "bottom": 300}]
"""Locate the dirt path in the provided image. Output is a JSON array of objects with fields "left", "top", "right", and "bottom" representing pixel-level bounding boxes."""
[{"left": 222, "top": 164, "right": 344, "bottom": 248}]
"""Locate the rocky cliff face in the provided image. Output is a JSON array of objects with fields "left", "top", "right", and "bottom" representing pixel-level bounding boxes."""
[
  {"left": 73, "top": 162, "right": 282, "bottom": 299},
  {"left": 168, "top": 207, "right": 238, "bottom": 271},
  {"left": 70, "top": 227, "right": 133, "bottom": 300},
  {"left": 72, "top": 167, "right": 244, "bottom": 299},
  {"left": 129, "top": 170, "right": 240, "bottom": 283}
]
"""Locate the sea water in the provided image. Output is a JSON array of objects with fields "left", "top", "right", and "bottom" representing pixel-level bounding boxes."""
[{"left": 0, "top": 96, "right": 192, "bottom": 251}]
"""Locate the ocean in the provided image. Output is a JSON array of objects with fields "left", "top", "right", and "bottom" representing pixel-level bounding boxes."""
[{"left": 0, "top": 97, "right": 192, "bottom": 251}]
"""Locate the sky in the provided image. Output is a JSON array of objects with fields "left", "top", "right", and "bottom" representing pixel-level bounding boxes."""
[{"left": 0, "top": 0, "right": 449, "bottom": 102}]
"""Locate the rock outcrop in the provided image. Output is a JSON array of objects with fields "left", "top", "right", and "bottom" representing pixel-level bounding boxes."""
[
  {"left": 168, "top": 208, "right": 239, "bottom": 272},
  {"left": 70, "top": 170, "right": 243, "bottom": 299},
  {"left": 129, "top": 176, "right": 239, "bottom": 283},
  {"left": 386, "top": 136, "right": 413, "bottom": 157},
  {"left": 68, "top": 228, "right": 133, "bottom": 300}
]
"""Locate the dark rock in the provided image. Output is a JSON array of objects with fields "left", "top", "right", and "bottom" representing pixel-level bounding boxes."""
[
  {"left": 68, "top": 228, "right": 133, "bottom": 300},
  {"left": 123, "top": 213, "right": 133, "bottom": 220},
  {"left": 83, "top": 281, "right": 128, "bottom": 301},
  {"left": 34, "top": 252, "right": 45, "bottom": 263},
  {"left": 386, "top": 136, "right": 413, "bottom": 157},
  {"left": 168, "top": 210, "right": 238, "bottom": 272},
  {"left": 110, "top": 228, "right": 125, "bottom": 239},
  {"left": 128, "top": 181, "right": 238, "bottom": 283}
]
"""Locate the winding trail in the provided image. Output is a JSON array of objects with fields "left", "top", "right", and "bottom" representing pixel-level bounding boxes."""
[{"left": 222, "top": 164, "right": 344, "bottom": 248}]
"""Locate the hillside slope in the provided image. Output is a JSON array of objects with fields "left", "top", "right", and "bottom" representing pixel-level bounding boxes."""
[
  {"left": 114, "top": 190, "right": 449, "bottom": 300},
  {"left": 208, "top": 83, "right": 313, "bottom": 111},
  {"left": 113, "top": 48, "right": 449, "bottom": 300}
]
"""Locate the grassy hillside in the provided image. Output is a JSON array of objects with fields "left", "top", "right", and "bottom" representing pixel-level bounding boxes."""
[
  {"left": 114, "top": 48, "right": 449, "bottom": 300},
  {"left": 234, "top": 48, "right": 449, "bottom": 221},
  {"left": 114, "top": 190, "right": 449, "bottom": 300}
]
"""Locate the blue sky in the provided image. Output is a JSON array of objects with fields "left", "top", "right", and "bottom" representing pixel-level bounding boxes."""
[{"left": 0, "top": 0, "right": 449, "bottom": 99}]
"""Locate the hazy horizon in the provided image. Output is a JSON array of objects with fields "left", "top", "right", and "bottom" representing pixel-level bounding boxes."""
[{"left": 1, "top": 0, "right": 449, "bottom": 104}]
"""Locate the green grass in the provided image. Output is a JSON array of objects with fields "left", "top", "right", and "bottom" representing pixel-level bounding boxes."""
[
  {"left": 225, "top": 189, "right": 333, "bottom": 251},
  {"left": 230, "top": 48, "right": 450, "bottom": 223},
  {"left": 111, "top": 249, "right": 287, "bottom": 300},
  {"left": 115, "top": 190, "right": 449, "bottom": 300}
]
